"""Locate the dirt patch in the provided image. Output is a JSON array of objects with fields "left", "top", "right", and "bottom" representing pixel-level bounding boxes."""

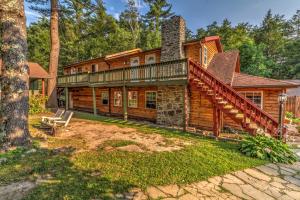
[{"left": 42, "top": 118, "right": 191, "bottom": 153}]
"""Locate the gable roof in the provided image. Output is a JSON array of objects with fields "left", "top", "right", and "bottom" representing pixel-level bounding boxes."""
[
  {"left": 184, "top": 36, "right": 223, "bottom": 52},
  {"left": 207, "top": 50, "right": 239, "bottom": 85},
  {"left": 0, "top": 59, "right": 50, "bottom": 79},
  {"left": 232, "top": 73, "right": 298, "bottom": 88}
]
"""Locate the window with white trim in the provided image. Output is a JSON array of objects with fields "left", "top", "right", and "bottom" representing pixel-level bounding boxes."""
[
  {"left": 199, "top": 46, "right": 202, "bottom": 64},
  {"left": 145, "top": 54, "right": 156, "bottom": 64},
  {"left": 128, "top": 91, "right": 138, "bottom": 108},
  {"left": 113, "top": 91, "right": 122, "bottom": 107},
  {"left": 145, "top": 91, "right": 157, "bottom": 109},
  {"left": 203, "top": 46, "right": 208, "bottom": 65},
  {"left": 101, "top": 91, "right": 109, "bottom": 105},
  {"left": 240, "top": 92, "right": 263, "bottom": 108}
]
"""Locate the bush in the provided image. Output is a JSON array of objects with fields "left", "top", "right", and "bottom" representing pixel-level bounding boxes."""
[
  {"left": 29, "top": 95, "right": 48, "bottom": 114},
  {"left": 240, "top": 135, "right": 297, "bottom": 164}
]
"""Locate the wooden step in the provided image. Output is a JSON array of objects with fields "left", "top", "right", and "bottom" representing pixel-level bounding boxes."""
[
  {"left": 218, "top": 101, "right": 228, "bottom": 105},
  {"left": 224, "top": 105, "right": 233, "bottom": 109},
  {"left": 215, "top": 97, "right": 223, "bottom": 100},
  {"left": 249, "top": 123, "right": 258, "bottom": 129},
  {"left": 229, "top": 109, "right": 239, "bottom": 114},
  {"left": 235, "top": 113, "right": 244, "bottom": 119}
]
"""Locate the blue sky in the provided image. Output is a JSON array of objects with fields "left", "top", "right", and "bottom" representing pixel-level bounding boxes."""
[{"left": 25, "top": 0, "right": 300, "bottom": 32}]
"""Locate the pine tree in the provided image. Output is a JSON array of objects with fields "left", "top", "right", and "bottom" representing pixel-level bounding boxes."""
[{"left": 0, "top": 0, "right": 30, "bottom": 148}]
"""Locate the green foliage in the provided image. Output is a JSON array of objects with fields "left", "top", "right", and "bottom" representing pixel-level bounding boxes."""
[
  {"left": 29, "top": 95, "right": 48, "bottom": 114},
  {"left": 240, "top": 135, "right": 297, "bottom": 164},
  {"left": 285, "top": 112, "right": 300, "bottom": 124}
]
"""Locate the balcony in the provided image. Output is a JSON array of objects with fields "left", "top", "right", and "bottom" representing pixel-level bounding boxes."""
[{"left": 57, "top": 59, "right": 189, "bottom": 87}]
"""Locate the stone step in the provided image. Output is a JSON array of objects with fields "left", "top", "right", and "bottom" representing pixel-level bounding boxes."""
[
  {"left": 249, "top": 123, "right": 258, "bottom": 129},
  {"left": 218, "top": 101, "right": 228, "bottom": 105}
]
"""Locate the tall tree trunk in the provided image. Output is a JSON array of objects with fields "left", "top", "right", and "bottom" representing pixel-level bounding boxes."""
[
  {"left": 0, "top": 0, "right": 30, "bottom": 148},
  {"left": 47, "top": 0, "right": 60, "bottom": 108}
]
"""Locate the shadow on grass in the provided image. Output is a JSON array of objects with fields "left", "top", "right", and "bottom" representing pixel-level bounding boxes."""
[{"left": 0, "top": 146, "right": 135, "bottom": 200}]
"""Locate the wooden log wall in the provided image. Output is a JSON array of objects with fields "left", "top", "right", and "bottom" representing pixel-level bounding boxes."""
[{"left": 286, "top": 96, "right": 300, "bottom": 118}]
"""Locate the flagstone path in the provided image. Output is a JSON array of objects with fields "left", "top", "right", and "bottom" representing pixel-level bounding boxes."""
[{"left": 127, "top": 162, "right": 300, "bottom": 200}]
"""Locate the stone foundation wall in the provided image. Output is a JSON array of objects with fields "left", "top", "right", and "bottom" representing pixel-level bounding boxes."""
[{"left": 157, "top": 85, "right": 188, "bottom": 127}]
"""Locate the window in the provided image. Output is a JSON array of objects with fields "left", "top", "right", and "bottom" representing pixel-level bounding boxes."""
[
  {"left": 78, "top": 67, "right": 82, "bottom": 73},
  {"left": 203, "top": 46, "right": 208, "bottom": 66},
  {"left": 101, "top": 91, "right": 109, "bottom": 105},
  {"left": 130, "top": 57, "right": 140, "bottom": 66},
  {"left": 92, "top": 64, "right": 98, "bottom": 73},
  {"left": 145, "top": 54, "right": 156, "bottom": 64},
  {"left": 71, "top": 67, "right": 76, "bottom": 74},
  {"left": 128, "top": 91, "right": 138, "bottom": 108},
  {"left": 114, "top": 91, "right": 122, "bottom": 107},
  {"left": 199, "top": 46, "right": 202, "bottom": 64},
  {"left": 240, "top": 92, "right": 263, "bottom": 108},
  {"left": 146, "top": 91, "right": 157, "bottom": 109}
]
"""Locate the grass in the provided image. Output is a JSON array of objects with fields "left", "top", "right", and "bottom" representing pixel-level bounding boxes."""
[{"left": 0, "top": 112, "right": 267, "bottom": 199}]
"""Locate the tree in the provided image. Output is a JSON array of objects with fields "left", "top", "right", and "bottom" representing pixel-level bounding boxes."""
[
  {"left": 26, "top": 0, "right": 60, "bottom": 107},
  {"left": 119, "top": 0, "right": 141, "bottom": 48},
  {"left": 27, "top": 18, "right": 51, "bottom": 69},
  {"left": 0, "top": 0, "right": 30, "bottom": 147},
  {"left": 47, "top": 0, "right": 60, "bottom": 108},
  {"left": 141, "top": 0, "right": 174, "bottom": 49},
  {"left": 290, "top": 10, "right": 300, "bottom": 39}
]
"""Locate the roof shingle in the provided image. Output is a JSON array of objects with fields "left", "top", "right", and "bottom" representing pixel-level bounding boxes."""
[{"left": 232, "top": 73, "right": 297, "bottom": 88}]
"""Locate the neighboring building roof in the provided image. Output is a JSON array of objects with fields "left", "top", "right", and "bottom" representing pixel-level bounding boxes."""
[
  {"left": 207, "top": 50, "right": 240, "bottom": 85},
  {"left": 0, "top": 59, "right": 50, "bottom": 79},
  {"left": 232, "top": 73, "right": 298, "bottom": 88},
  {"left": 286, "top": 80, "right": 300, "bottom": 96}
]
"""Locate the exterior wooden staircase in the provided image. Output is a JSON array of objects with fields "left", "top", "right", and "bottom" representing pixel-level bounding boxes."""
[{"left": 188, "top": 59, "right": 285, "bottom": 139}]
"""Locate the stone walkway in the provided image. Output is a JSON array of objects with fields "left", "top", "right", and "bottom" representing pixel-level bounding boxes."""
[{"left": 129, "top": 162, "right": 300, "bottom": 200}]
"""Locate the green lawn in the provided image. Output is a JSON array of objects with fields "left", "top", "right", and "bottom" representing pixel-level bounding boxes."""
[{"left": 0, "top": 112, "right": 266, "bottom": 200}]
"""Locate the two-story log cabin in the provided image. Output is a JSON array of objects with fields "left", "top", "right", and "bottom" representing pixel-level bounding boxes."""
[{"left": 57, "top": 16, "right": 297, "bottom": 138}]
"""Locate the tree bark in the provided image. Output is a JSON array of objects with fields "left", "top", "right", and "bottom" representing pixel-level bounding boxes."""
[
  {"left": 47, "top": 0, "right": 60, "bottom": 108},
  {"left": 0, "top": 0, "right": 30, "bottom": 148}
]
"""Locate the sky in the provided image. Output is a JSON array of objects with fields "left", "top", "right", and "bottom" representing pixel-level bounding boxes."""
[{"left": 25, "top": 0, "right": 300, "bottom": 32}]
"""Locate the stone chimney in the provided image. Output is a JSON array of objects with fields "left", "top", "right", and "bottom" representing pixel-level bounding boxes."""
[{"left": 161, "top": 16, "right": 186, "bottom": 62}]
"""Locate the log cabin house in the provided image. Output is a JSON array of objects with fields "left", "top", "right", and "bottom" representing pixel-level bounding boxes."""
[{"left": 57, "top": 16, "right": 298, "bottom": 138}]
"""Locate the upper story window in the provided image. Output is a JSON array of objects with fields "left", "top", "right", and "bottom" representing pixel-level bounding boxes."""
[
  {"left": 130, "top": 57, "right": 140, "bottom": 66},
  {"left": 145, "top": 54, "right": 156, "bottom": 64},
  {"left": 199, "top": 46, "right": 202, "bottom": 64},
  {"left": 92, "top": 64, "right": 98, "bottom": 73},
  {"left": 240, "top": 91, "right": 263, "bottom": 109},
  {"left": 101, "top": 91, "right": 109, "bottom": 105},
  {"left": 128, "top": 91, "right": 138, "bottom": 108},
  {"left": 71, "top": 67, "right": 76, "bottom": 74},
  {"left": 114, "top": 91, "right": 122, "bottom": 107},
  {"left": 203, "top": 46, "right": 208, "bottom": 66}
]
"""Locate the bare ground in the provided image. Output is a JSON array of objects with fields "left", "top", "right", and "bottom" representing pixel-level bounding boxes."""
[{"left": 39, "top": 118, "right": 192, "bottom": 153}]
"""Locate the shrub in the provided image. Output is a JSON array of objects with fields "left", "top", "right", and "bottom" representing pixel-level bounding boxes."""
[
  {"left": 240, "top": 135, "right": 297, "bottom": 164},
  {"left": 29, "top": 95, "right": 48, "bottom": 114}
]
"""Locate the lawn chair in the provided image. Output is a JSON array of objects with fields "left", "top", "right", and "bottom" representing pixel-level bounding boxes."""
[
  {"left": 42, "top": 111, "right": 73, "bottom": 135},
  {"left": 41, "top": 108, "right": 65, "bottom": 123}
]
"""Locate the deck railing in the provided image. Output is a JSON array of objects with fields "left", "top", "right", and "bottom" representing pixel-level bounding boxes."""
[{"left": 57, "top": 59, "right": 188, "bottom": 86}]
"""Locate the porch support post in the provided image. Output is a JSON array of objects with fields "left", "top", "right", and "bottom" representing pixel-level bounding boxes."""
[
  {"left": 92, "top": 87, "right": 97, "bottom": 115},
  {"left": 183, "top": 85, "right": 189, "bottom": 132},
  {"left": 123, "top": 85, "right": 128, "bottom": 121},
  {"left": 42, "top": 78, "right": 45, "bottom": 97},
  {"left": 65, "top": 87, "right": 69, "bottom": 110},
  {"left": 213, "top": 105, "right": 221, "bottom": 137}
]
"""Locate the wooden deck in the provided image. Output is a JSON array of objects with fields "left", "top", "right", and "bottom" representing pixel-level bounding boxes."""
[{"left": 57, "top": 59, "right": 188, "bottom": 87}]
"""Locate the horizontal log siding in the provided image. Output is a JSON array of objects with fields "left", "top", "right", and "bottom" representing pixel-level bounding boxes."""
[
  {"left": 185, "top": 41, "right": 218, "bottom": 67},
  {"left": 223, "top": 88, "right": 285, "bottom": 130},
  {"left": 69, "top": 86, "right": 157, "bottom": 121},
  {"left": 189, "top": 85, "right": 214, "bottom": 130}
]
